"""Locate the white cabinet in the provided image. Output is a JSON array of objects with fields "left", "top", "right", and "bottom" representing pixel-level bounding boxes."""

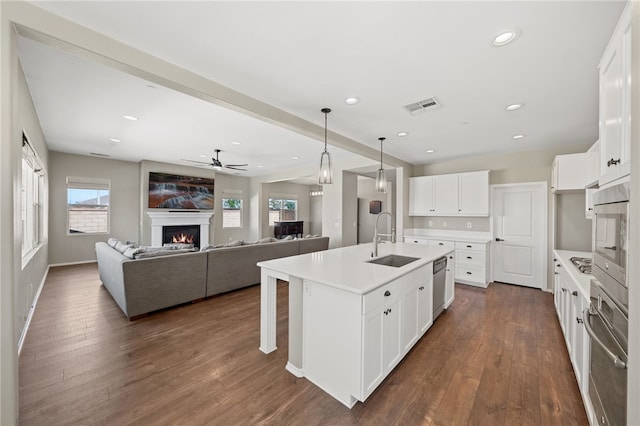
[
  {"left": 454, "top": 241, "right": 489, "bottom": 288},
  {"left": 408, "top": 176, "right": 435, "bottom": 215},
  {"left": 409, "top": 171, "right": 489, "bottom": 217},
  {"left": 458, "top": 171, "right": 490, "bottom": 216},
  {"left": 551, "top": 153, "right": 588, "bottom": 192},
  {"left": 303, "top": 264, "right": 434, "bottom": 406},
  {"left": 445, "top": 252, "right": 455, "bottom": 308},
  {"left": 599, "top": 4, "right": 632, "bottom": 186}
]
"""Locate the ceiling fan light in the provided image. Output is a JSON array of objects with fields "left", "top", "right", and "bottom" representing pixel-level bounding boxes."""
[
  {"left": 318, "top": 108, "right": 333, "bottom": 185},
  {"left": 318, "top": 150, "right": 333, "bottom": 185},
  {"left": 375, "top": 168, "right": 387, "bottom": 193}
]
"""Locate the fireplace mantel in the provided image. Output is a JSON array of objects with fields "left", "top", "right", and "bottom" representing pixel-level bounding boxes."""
[{"left": 147, "top": 211, "right": 214, "bottom": 247}]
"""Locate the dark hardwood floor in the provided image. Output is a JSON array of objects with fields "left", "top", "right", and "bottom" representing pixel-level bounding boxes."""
[{"left": 19, "top": 263, "right": 588, "bottom": 425}]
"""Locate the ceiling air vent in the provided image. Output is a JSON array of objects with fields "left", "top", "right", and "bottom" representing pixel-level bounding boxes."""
[{"left": 403, "top": 97, "right": 442, "bottom": 115}]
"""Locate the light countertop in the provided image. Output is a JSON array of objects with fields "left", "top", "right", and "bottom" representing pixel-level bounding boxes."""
[
  {"left": 553, "top": 249, "right": 593, "bottom": 300},
  {"left": 258, "top": 242, "right": 453, "bottom": 295}
]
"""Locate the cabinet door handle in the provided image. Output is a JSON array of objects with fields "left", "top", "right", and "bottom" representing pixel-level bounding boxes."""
[
  {"left": 419, "top": 286, "right": 425, "bottom": 291},
  {"left": 466, "top": 272, "right": 472, "bottom": 275},
  {"left": 607, "top": 158, "right": 621, "bottom": 167},
  {"left": 384, "top": 309, "right": 389, "bottom": 315},
  {"left": 438, "top": 243, "right": 444, "bottom": 246},
  {"left": 554, "top": 272, "right": 559, "bottom": 275},
  {"left": 572, "top": 291, "right": 578, "bottom": 297},
  {"left": 495, "top": 238, "right": 504, "bottom": 242},
  {"left": 384, "top": 290, "right": 391, "bottom": 297},
  {"left": 576, "top": 317, "right": 584, "bottom": 324}
]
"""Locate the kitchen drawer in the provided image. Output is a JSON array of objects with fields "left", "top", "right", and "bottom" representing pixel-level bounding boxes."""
[
  {"left": 404, "top": 237, "right": 429, "bottom": 245},
  {"left": 455, "top": 249, "right": 485, "bottom": 266},
  {"left": 455, "top": 265, "right": 484, "bottom": 283},
  {"left": 362, "top": 280, "right": 400, "bottom": 314},
  {"left": 427, "top": 240, "right": 455, "bottom": 249},
  {"left": 454, "top": 241, "right": 486, "bottom": 251}
]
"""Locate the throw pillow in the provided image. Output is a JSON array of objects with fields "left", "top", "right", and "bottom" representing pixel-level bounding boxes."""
[
  {"left": 107, "top": 238, "right": 119, "bottom": 248},
  {"left": 114, "top": 241, "right": 134, "bottom": 254},
  {"left": 122, "top": 246, "right": 144, "bottom": 259},
  {"left": 256, "top": 237, "right": 275, "bottom": 244},
  {"left": 163, "top": 243, "right": 194, "bottom": 249},
  {"left": 226, "top": 240, "right": 243, "bottom": 247}
]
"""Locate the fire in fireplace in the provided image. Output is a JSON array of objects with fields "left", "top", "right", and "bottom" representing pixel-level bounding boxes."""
[{"left": 162, "top": 225, "right": 201, "bottom": 248}]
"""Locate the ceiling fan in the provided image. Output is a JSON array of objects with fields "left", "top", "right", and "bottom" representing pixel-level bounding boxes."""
[{"left": 183, "top": 149, "right": 248, "bottom": 171}]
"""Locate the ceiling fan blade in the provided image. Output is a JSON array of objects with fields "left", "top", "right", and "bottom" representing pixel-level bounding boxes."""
[
  {"left": 225, "top": 163, "right": 249, "bottom": 167},
  {"left": 225, "top": 165, "right": 247, "bottom": 171},
  {"left": 182, "top": 158, "right": 213, "bottom": 165}
]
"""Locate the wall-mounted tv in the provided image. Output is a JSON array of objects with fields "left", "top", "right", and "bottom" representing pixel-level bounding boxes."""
[{"left": 148, "top": 172, "right": 214, "bottom": 210}]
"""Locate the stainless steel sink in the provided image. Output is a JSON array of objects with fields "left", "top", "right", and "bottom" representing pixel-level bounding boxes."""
[{"left": 367, "top": 254, "right": 420, "bottom": 268}]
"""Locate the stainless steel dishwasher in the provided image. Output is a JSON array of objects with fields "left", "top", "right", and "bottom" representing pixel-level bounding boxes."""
[{"left": 433, "top": 256, "right": 447, "bottom": 320}]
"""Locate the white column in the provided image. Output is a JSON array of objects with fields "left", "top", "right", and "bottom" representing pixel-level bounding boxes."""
[{"left": 259, "top": 268, "right": 279, "bottom": 354}]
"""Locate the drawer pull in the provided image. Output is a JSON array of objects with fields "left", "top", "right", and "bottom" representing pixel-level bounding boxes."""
[
  {"left": 466, "top": 256, "right": 472, "bottom": 259},
  {"left": 466, "top": 272, "right": 472, "bottom": 275},
  {"left": 438, "top": 243, "right": 444, "bottom": 246},
  {"left": 466, "top": 245, "right": 472, "bottom": 248},
  {"left": 384, "top": 290, "right": 391, "bottom": 297}
]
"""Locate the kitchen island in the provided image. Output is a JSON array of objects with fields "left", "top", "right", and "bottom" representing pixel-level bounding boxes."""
[{"left": 258, "top": 242, "right": 453, "bottom": 407}]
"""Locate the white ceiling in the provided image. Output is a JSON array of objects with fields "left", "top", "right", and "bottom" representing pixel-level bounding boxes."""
[{"left": 19, "top": 1, "right": 626, "bottom": 178}]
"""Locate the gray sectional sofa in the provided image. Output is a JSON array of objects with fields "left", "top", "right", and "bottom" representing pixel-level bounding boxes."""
[{"left": 95, "top": 236, "right": 329, "bottom": 319}]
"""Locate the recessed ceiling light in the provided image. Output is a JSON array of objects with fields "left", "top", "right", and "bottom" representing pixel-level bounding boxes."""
[
  {"left": 292, "top": 156, "right": 299, "bottom": 160},
  {"left": 199, "top": 154, "right": 208, "bottom": 158},
  {"left": 493, "top": 30, "right": 518, "bottom": 46},
  {"left": 512, "top": 134, "right": 526, "bottom": 140},
  {"left": 109, "top": 138, "right": 120, "bottom": 143},
  {"left": 257, "top": 165, "right": 264, "bottom": 168},
  {"left": 426, "top": 149, "right": 435, "bottom": 154},
  {"left": 123, "top": 115, "right": 138, "bottom": 121},
  {"left": 506, "top": 103, "right": 525, "bottom": 111},
  {"left": 232, "top": 141, "right": 241, "bottom": 145},
  {"left": 397, "top": 131, "right": 409, "bottom": 137},
  {"left": 345, "top": 97, "right": 360, "bottom": 105}
]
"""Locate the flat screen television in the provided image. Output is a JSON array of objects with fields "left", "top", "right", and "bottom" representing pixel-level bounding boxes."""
[{"left": 148, "top": 172, "right": 214, "bottom": 210}]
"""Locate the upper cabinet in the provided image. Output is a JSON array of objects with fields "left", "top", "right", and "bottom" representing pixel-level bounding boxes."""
[
  {"left": 599, "top": 4, "right": 631, "bottom": 186},
  {"left": 551, "top": 153, "right": 588, "bottom": 192},
  {"left": 409, "top": 170, "right": 489, "bottom": 217}
]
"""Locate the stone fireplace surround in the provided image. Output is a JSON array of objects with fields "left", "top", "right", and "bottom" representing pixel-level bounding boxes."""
[{"left": 147, "top": 211, "right": 214, "bottom": 247}]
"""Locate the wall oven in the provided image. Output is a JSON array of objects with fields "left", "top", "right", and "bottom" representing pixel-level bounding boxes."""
[{"left": 584, "top": 182, "right": 629, "bottom": 426}]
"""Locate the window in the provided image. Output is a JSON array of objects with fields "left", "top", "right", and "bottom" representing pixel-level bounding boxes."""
[
  {"left": 268, "top": 198, "right": 297, "bottom": 226},
  {"left": 67, "top": 177, "right": 110, "bottom": 235},
  {"left": 21, "top": 132, "right": 47, "bottom": 259},
  {"left": 222, "top": 198, "right": 243, "bottom": 228}
]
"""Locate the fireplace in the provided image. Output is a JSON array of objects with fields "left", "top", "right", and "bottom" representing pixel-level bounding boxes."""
[
  {"left": 147, "top": 211, "right": 214, "bottom": 248},
  {"left": 162, "top": 225, "right": 201, "bottom": 248}
]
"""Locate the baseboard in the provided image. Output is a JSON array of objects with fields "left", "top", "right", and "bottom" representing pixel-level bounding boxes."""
[
  {"left": 48, "top": 259, "right": 97, "bottom": 267},
  {"left": 18, "top": 266, "right": 49, "bottom": 355}
]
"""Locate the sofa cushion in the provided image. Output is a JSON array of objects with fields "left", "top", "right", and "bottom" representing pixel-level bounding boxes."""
[
  {"left": 107, "top": 237, "right": 119, "bottom": 248},
  {"left": 256, "top": 237, "right": 276, "bottom": 244},
  {"left": 114, "top": 241, "right": 134, "bottom": 254},
  {"left": 134, "top": 247, "right": 195, "bottom": 259},
  {"left": 163, "top": 243, "right": 194, "bottom": 249},
  {"left": 226, "top": 240, "right": 243, "bottom": 247}
]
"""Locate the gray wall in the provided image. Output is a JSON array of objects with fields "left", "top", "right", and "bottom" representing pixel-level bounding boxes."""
[
  {"left": 49, "top": 152, "right": 139, "bottom": 264},
  {"left": 555, "top": 193, "right": 591, "bottom": 252},
  {"left": 309, "top": 185, "right": 323, "bottom": 236},
  {"left": 139, "top": 160, "right": 251, "bottom": 245},
  {"left": 15, "top": 61, "right": 49, "bottom": 346},
  {"left": 260, "top": 181, "right": 311, "bottom": 238}
]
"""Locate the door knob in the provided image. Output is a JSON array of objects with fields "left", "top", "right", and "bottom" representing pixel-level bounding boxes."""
[{"left": 495, "top": 238, "right": 504, "bottom": 242}]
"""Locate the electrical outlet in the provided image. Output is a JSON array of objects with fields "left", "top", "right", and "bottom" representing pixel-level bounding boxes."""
[
  {"left": 467, "top": 222, "right": 472, "bottom": 229},
  {"left": 428, "top": 221, "right": 433, "bottom": 227},
  {"left": 443, "top": 222, "right": 447, "bottom": 227}
]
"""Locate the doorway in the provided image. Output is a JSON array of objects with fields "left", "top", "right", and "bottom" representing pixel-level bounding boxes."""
[{"left": 491, "top": 182, "right": 547, "bottom": 289}]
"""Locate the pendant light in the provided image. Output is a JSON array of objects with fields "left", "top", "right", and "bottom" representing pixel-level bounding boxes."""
[
  {"left": 318, "top": 108, "right": 333, "bottom": 185},
  {"left": 375, "top": 137, "right": 387, "bottom": 193}
]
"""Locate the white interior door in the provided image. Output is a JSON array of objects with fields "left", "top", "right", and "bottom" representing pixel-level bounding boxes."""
[{"left": 492, "top": 183, "right": 547, "bottom": 289}]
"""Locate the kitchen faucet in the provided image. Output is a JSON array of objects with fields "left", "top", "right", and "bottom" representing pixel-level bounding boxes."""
[{"left": 373, "top": 211, "right": 395, "bottom": 257}]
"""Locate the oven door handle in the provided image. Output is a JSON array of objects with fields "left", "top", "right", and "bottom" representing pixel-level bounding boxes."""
[{"left": 583, "top": 308, "right": 627, "bottom": 369}]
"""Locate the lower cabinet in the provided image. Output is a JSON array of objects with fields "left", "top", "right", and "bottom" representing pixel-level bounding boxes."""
[
  {"left": 303, "top": 263, "right": 434, "bottom": 407},
  {"left": 552, "top": 254, "right": 593, "bottom": 421}
]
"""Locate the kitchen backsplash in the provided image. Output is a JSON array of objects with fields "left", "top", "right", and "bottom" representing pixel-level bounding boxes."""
[{"left": 411, "top": 216, "right": 491, "bottom": 232}]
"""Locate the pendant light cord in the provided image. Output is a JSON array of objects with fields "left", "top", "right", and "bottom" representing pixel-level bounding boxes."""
[{"left": 379, "top": 137, "right": 386, "bottom": 167}]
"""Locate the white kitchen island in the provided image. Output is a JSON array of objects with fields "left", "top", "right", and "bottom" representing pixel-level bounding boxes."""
[{"left": 258, "top": 242, "right": 453, "bottom": 408}]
